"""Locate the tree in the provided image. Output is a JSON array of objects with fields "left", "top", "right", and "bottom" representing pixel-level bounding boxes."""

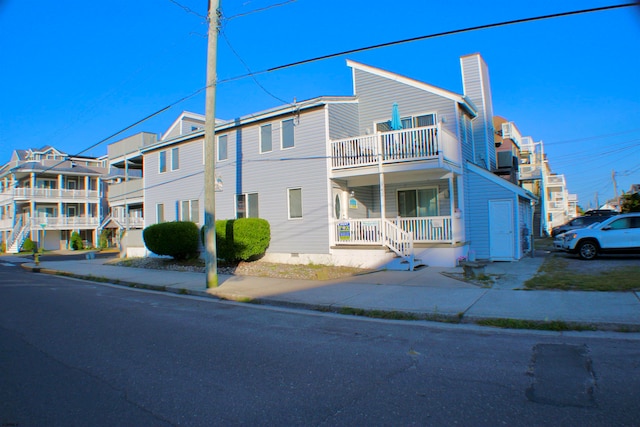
[{"left": 620, "top": 192, "right": 640, "bottom": 213}]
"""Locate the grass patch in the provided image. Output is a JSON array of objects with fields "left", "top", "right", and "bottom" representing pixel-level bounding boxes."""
[
  {"left": 476, "top": 318, "right": 596, "bottom": 331},
  {"left": 339, "top": 307, "right": 419, "bottom": 321},
  {"left": 524, "top": 256, "right": 640, "bottom": 291}
]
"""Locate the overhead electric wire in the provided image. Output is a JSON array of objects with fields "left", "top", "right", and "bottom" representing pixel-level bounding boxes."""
[{"left": 218, "top": 2, "right": 637, "bottom": 84}]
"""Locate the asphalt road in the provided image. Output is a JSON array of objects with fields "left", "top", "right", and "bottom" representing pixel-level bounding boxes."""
[{"left": 1, "top": 260, "right": 639, "bottom": 426}]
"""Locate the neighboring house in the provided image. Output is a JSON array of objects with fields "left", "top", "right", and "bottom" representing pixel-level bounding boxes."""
[
  {"left": 0, "top": 146, "right": 107, "bottom": 252},
  {"left": 101, "top": 132, "right": 157, "bottom": 256},
  {"left": 141, "top": 53, "right": 535, "bottom": 268},
  {"left": 493, "top": 116, "right": 522, "bottom": 185}
]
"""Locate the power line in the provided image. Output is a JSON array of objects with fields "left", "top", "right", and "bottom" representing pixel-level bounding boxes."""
[
  {"left": 167, "top": 0, "right": 207, "bottom": 20},
  {"left": 223, "top": 0, "right": 297, "bottom": 21},
  {"left": 218, "top": 2, "right": 637, "bottom": 84}
]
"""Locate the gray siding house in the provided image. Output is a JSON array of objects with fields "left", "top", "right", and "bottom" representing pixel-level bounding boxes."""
[{"left": 141, "top": 54, "right": 535, "bottom": 268}]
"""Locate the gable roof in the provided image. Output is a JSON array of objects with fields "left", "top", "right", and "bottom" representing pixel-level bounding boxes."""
[
  {"left": 347, "top": 60, "right": 478, "bottom": 117},
  {"left": 160, "top": 111, "right": 207, "bottom": 141}
]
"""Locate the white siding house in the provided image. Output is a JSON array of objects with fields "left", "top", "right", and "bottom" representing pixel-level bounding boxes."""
[{"left": 140, "top": 54, "right": 535, "bottom": 268}]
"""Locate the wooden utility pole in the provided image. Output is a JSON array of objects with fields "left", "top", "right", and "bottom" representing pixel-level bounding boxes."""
[{"left": 204, "top": 0, "right": 220, "bottom": 287}]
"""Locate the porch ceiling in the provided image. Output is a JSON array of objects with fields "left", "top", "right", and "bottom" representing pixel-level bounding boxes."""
[{"left": 341, "top": 170, "right": 453, "bottom": 187}]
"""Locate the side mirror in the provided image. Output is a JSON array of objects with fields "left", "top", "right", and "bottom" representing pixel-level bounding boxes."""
[{"left": 602, "top": 226, "right": 611, "bottom": 231}]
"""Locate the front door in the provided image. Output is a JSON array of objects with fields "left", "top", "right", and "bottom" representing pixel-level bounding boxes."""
[{"left": 489, "top": 199, "right": 515, "bottom": 260}]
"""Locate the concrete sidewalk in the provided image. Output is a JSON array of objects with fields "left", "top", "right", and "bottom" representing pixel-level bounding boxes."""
[{"left": 9, "top": 253, "right": 640, "bottom": 331}]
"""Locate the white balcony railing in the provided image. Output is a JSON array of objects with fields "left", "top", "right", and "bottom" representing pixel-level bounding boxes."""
[
  {"left": 333, "top": 216, "right": 453, "bottom": 245},
  {"left": 113, "top": 216, "right": 144, "bottom": 228},
  {"left": 330, "top": 125, "right": 460, "bottom": 170},
  {"left": 29, "top": 216, "right": 100, "bottom": 228},
  {"left": 10, "top": 187, "right": 99, "bottom": 200}
]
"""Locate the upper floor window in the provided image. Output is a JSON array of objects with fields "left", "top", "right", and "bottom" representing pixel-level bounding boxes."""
[
  {"left": 171, "top": 147, "right": 179, "bottom": 171},
  {"left": 376, "top": 113, "right": 435, "bottom": 132},
  {"left": 260, "top": 124, "right": 272, "bottom": 153},
  {"left": 282, "top": 119, "right": 295, "bottom": 149},
  {"left": 159, "top": 151, "right": 167, "bottom": 173},
  {"left": 218, "top": 135, "right": 228, "bottom": 161}
]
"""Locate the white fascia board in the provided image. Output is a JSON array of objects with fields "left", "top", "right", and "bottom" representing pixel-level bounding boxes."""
[
  {"left": 465, "top": 161, "right": 537, "bottom": 202},
  {"left": 346, "top": 60, "right": 476, "bottom": 115},
  {"left": 160, "top": 111, "right": 206, "bottom": 141},
  {"left": 141, "top": 131, "right": 205, "bottom": 154}
]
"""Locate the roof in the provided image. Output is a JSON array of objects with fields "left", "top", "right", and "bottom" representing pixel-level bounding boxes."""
[
  {"left": 466, "top": 161, "right": 537, "bottom": 202},
  {"left": 346, "top": 60, "right": 478, "bottom": 117}
]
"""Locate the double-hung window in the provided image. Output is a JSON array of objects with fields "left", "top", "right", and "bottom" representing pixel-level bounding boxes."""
[
  {"left": 282, "top": 119, "right": 294, "bottom": 149},
  {"left": 260, "top": 124, "right": 272, "bottom": 153},
  {"left": 288, "top": 188, "right": 302, "bottom": 219},
  {"left": 218, "top": 135, "right": 228, "bottom": 161},
  {"left": 236, "top": 193, "right": 259, "bottom": 218},
  {"left": 159, "top": 151, "right": 167, "bottom": 173},
  {"left": 171, "top": 147, "right": 179, "bottom": 170},
  {"left": 180, "top": 199, "right": 200, "bottom": 223},
  {"left": 156, "top": 203, "right": 165, "bottom": 223}
]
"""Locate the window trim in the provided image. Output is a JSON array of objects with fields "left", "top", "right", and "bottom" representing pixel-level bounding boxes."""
[
  {"left": 396, "top": 186, "right": 439, "bottom": 218},
  {"left": 218, "top": 134, "right": 228, "bottom": 161},
  {"left": 159, "top": 151, "right": 167, "bottom": 173},
  {"left": 260, "top": 124, "right": 273, "bottom": 154},
  {"left": 156, "top": 203, "right": 165, "bottom": 223},
  {"left": 288, "top": 187, "right": 303, "bottom": 220},
  {"left": 281, "top": 118, "right": 295, "bottom": 150},
  {"left": 236, "top": 192, "right": 259, "bottom": 219},
  {"left": 171, "top": 147, "right": 179, "bottom": 171},
  {"left": 375, "top": 111, "right": 437, "bottom": 133}
]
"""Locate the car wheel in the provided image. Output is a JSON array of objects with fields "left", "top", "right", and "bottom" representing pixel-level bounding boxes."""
[{"left": 577, "top": 241, "right": 598, "bottom": 260}]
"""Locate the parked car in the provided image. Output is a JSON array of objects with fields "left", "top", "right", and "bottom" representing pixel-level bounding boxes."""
[
  {"left": 557, "top": 213, "right": 640, "bottom": 260},
  {"left": 551, "top": 213, "right": 617, "bottom": 237}
]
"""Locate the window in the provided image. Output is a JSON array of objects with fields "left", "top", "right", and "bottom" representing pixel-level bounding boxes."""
[
  {"left": 218, "top": 135, "right": 228, "bottom": 161},
  {"left": 282, "top": 119, "right": 294, "bottom": 149},
  {"left": 159, "top": 151, "right": 167, "bottom": 173},
  {"left": 171, "top": 147, "right": 179, "bottom": 170},
  {"left": 260, "top": 124, "right": 272, "bottom": 153},
  {"left": 180, "top": 199, "right": 200, "bottom": 223},
  {"left": 288, "top": 188, "right": 302, "bottom": 219},
  {"left": 397, "top": 188, "right": 438, "bottom": 217},
  {"left": 236, "top": 193, "right": 259, "bottom": 218},
  {"left": 376, "top": 113, "right": 436, "bottom": 132},
  {"left": 156, "top": 203, "right": 165, "bottom": 223}
]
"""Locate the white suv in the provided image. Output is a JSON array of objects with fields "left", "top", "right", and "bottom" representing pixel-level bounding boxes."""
[{"left": 559, "top": 213, "right": 640, "bottom": 260}]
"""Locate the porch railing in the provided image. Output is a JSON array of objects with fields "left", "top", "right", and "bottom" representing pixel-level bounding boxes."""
[
  {"left": 331, "top": 125, "right": 461, "bottom": 170},
  {"left": 333, "top": 216, "right": 453, "bottom": 245},
  {"left": 29, "top": 216, "right": 100, "bottom": 228},
  {"left": 11, "top": 187, "right": 99, "bottom": 199}
]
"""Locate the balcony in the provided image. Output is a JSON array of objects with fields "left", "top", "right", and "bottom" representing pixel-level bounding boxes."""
[
  {"left": 330, "top": 125, "right": 460, "bottom": 173},
  {"left": 519, "top": 165, "right": 542, "bottom": 181},
  {"left": 9, "top": 187, "right": 99, "bottom": 201},
  {"left": 108, "top": 179, "right": 143, "bottom": 204},
  {"left": 546, "top": 175, "right": 566, "bottom": 187},
  {"left": 111, "top": 215, "right": 144, "bottom": 229},
  {"left": 30, "top": 216, "right": 100, "bottom": 229}
]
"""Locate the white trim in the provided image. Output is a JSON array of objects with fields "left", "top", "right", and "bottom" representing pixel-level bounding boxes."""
[
  {"left": 259, "top": 123, "right": 273, "bottom": 154},
  {"left": 287, "top": 187, "right": 303, "bottom": 220},
  {"left": 160, "top": 111, "right": 205, "bottom": 141},
  {"left": 281, "top": 118, "right": 295, "bottom": 150},
  {"left": 217, "top": 134, "right": 228, "bottom": 162}
]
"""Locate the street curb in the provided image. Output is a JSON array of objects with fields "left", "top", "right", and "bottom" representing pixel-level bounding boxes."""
[{"left": 20, "top": 263, "right": 640, "bottom": 333}]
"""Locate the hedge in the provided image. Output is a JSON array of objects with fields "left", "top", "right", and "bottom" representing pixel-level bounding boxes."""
[
  {"left": 143, "top": 221, "right": 200, "bottom": 260},
  {"left": 211, "top": 218, "right": 270, "bottom": 262}
]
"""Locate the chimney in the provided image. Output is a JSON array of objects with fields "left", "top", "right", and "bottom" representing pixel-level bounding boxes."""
[{"left": 460, "top": 53, "right": 496, "bottom": 170}]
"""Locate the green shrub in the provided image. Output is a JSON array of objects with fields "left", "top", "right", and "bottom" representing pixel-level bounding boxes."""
[
  {"left": 22, "top": 238, "right": 36, "bottom": 252},
  {"left": 143, "top": 221, "right": 199, "bottom": 260},
  {"left": 215, "top": 218, "right": 270, "bottom": 262},
  {"left": 1, "top": 241, "right": 5, "bottom": 253},
  {"left": 70, "top": 232, "right": 83, "bottom": 250},
  {"left": 99, "top": 229, "right": 110, "bottom": 249}
]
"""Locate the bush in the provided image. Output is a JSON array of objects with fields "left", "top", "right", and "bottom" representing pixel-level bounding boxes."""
[
  {"left": 1, "top": 241, "right": 5, "bottom": 253},
  {"left": 214, "top": 218, "right": 270, "bottom": 262},
  {"left": 143, "top": 221, "right": 199, "bottom": 260},
  {"left": 70, "top": 232, "right": 83, "bottom": 250},
  {"left": 22, "top": 238, "right": 36, "bottom": 252},
  {"left": 99, "top": 229, "right": 110, "bottom": 249}
]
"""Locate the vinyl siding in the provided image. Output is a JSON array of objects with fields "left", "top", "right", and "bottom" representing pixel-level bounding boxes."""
[
  {"left": 143, "top": 137, "right": 205, "bottom": 227},
  {"left": 460, "top": 55, "right": 496, "bottom": 170},
  {"left": 214, "top": 107, "right": 331, "bottom": 254},
  {"left": 464, "top": 166, "right": 515, "bottom": 260},
  {"left": 353, "top": 69, "right": 459, "bottom": 137},
  {"left": 327, "top": 103, "right": 359, "bottom": 140}
]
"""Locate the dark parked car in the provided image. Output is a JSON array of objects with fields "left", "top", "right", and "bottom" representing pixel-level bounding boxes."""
[{"left": 551, "top": 213, "right": 617, "bottom": 237}]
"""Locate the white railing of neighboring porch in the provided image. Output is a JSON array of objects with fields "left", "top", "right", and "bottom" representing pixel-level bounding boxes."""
[{"left": 30, "top": 216, "right": 100, "bottom": 228}]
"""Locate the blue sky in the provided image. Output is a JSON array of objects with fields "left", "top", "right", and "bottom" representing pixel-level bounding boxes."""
[{"left": 1, "top": 0, "right": 639, "bottom": 208}]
